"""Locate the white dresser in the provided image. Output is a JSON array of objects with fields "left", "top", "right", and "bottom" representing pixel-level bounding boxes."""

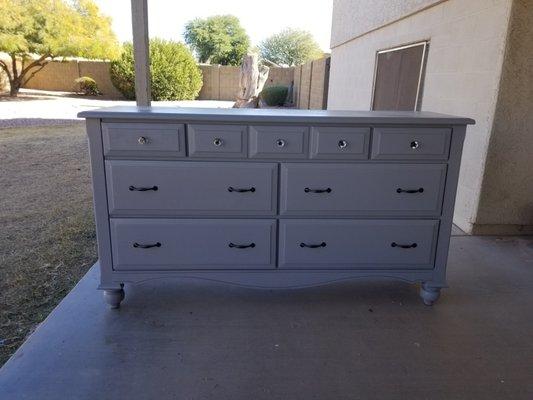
[{"left": 79, "top": 107, "right": 474, "bottom": 308}]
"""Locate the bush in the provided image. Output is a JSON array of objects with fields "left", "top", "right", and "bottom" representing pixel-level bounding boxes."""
[
  {"left": 260, "top": 85, "right": 289, "bottom": 106},
  {"left": 74, "top": 77, "right": 101, "bottom": 96},
  {"left": 110, "top": 39, "right": 203, "bottom": 101}
]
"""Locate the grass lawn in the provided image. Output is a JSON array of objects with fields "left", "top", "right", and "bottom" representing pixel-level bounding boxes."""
[{"left": 0, "top": 123, "right": 96, "bottom": 366}]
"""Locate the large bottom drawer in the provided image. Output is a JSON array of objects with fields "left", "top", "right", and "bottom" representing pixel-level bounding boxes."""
[
  {"left": 279, "top": 219, "right": 439, "bottom": 269},
  {"left": 110, "top": 219, "right": 276, "bottom": 270}
]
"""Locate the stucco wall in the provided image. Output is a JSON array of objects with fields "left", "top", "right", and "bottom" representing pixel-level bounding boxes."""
[
  {"left": 331, "top": 0, "right": 442, "bottom": 47},
  {"left": 474, "top": 0, "right": 533, "bottom": 234},
  {"left": 328, "top": 0, "right": 514, "bottom": 233}
]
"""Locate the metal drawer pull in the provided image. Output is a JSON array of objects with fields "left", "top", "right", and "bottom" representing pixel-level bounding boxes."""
[
  {"left": 300, "top": 242, "right": 327, "bottom": 248},
  {"left": 228, "top": 186, "right": 256, "bottom": 193},
  {"left": 396, "top": 187, "right": 424, "bottom": 194},
  {"left": 138, "top": 136, "right": 148, "bottom": 144},
  {"left": 133, "top": 242, "right": 161, "bottom": 249},
  {"left": 391, "top": 242, "right": 417, "bottom": 249},
  {"left": 213, "top": 137, "right": 223, "bottom": 146},
  {"left": 410, "top": 140, "right": 420, "bottom": 149},
  {"left": 229, "top": 242, "right": 256, "bottom": 249},
  {"left": 129, "top": 185, "right": 158, "bottom": 191},
  {"left": 276, "top": 139, "right": 286, "bottom": 148},
  {"left": 338, "top": 139, "right": 348, "bottom": 149},
  {"left": 304, "top": 187, "right": 332, "bottom": 193}
]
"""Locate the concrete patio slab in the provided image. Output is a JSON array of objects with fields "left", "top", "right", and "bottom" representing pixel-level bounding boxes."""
[{"left": 1, "top": 235, "right": 532, "bottom": 400}]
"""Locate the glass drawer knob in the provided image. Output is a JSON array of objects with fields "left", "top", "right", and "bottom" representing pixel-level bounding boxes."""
[
  {"left": 213, "top": 138, "right": 223, "bottom": 147},
  {"left": 138, "top": 136, "right": 147, "bottom": 145},
  {"left": 410, "top": 140, "right": 420, "bottom": 149},
  {"left": 338, "top": 140, "right": 348, "bottom": 149},
  {"left": 276, "top": 139, "right": 286, "bottom": 148}
]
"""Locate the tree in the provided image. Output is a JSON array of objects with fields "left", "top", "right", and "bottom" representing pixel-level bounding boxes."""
[
  {"left": 259, "top": 28, "right": 324, "bottom": 67},
  {"left": 0, "top": 0, "right": 120, "bottom": 96},
  {"left": 184, "top": 15, "right": 250, "bottom": 65},
  {"left": 110, "top": 39, "right": 203, "bottom": 101}
]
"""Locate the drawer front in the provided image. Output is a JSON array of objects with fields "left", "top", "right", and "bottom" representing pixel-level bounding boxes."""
[
  {"left": 188, "top": 124, "right": 247, "bottom": 158},
  {"left": 310, "top": 126, "right": 370, "bottom": 159},
  {"left": 106, "top": 161, "right": 277, "bottom": 215},
  {"left": 279, "top": 219, "right": 439, "bottom": 269},
  {"left": 249, "top": 125, "right": 309, "bottom": 159},
  {"left": 111, "top": 219, "right": 276, "bottom": 270},
  {"left": 102, "top": 123, "right": 185, "bottom": 157},
  {"left": 372, "top": 127, "right": 451, "bottom": 160},
  {"left": 280, "top": 163, "right": 446, "bottom": 216}
]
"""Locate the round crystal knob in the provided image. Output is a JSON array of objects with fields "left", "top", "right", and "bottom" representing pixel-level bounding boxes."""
[
  {"left": 410, "top": 140, "right": 420, "bottom": 149},
  {"left": 276, "top": 139, "right": 286, "bottom": 148},
  {"left": 213, "top": 138, "right": 223, "bottom": 147},
  {"left": 138, "top": 136, "right": 147, "bottom": 145},
  {"left": 338, "top": 139, "right": 348, "bottom": 149}
]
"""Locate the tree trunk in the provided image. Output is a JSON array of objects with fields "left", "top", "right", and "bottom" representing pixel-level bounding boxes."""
[
  {"left": 9, "top": 80, "right": 21, "bottom": 97},
  {"left": 234, "top": 54, "right": 269, "bottom": 108}
]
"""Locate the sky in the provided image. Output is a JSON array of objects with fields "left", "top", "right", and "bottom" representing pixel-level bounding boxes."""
[{"left": 93, "top": 0, "right": 333, "bottom": 51}]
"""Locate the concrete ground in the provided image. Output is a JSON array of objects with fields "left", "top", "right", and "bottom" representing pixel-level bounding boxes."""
[
  {"left": 0, "top": 89, "right": 233, "bottom": 128},
  {"left": 0, "top": 235, "right": 532, "bottom": 400}
]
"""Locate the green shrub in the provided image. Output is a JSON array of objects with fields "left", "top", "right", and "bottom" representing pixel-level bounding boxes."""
[
  {"left": 260, "top": 85, "right": 288, "bottom": 106},
  {"left": 74, "top": 76, "right": 101, "bottom": 96},
  {"left": 110, "top": 39, "right": 203, "bottom": 101}
]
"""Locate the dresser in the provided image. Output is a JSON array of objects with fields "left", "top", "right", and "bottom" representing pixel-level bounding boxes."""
[{"left": 79, "top": 107, "right": 474, "bottom": 308}]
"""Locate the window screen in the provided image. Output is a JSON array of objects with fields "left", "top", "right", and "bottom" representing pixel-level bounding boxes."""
[{"left": 371, "top": 42, "right": 428, "bottom": 111}]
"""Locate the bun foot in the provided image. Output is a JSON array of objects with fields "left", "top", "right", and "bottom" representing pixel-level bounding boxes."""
[
  {"left": 104, "top": 288, "right": 125, "bottom": 309},
  {"left": 420, "top": 283, "right": 441, "bottom": 306}
]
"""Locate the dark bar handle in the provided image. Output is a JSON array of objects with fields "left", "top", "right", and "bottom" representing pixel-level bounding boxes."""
[
  {"left": 396, "top": 187, "right": 424, "bottom": 194},
  {"left": 133, "top": 242, "right": 161, "bottom": 249},
  {"left": 391, "top": 242, "right": 417, "bottom": 249},
  {"left": 304, "top": 188, "right": 332, "bottom": 193},
  {"left": 229, "top": 242, "right": 256, "bottom": 249},
  {"left": 228, "top": 186, "right": 256, "bottom": 193},
  {"left": 300, "top": 242, "right": 327, "bottom": 248},
  {"left": 129, "top": 185, "right": 158, "bottom": 191}
]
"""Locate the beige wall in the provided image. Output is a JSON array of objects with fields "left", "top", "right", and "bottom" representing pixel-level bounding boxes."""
[
  {"left": 328, "top": 0, "right": 518, "bottom": 234},
  {"left": 294, "top": 57, "right": 330, "bottom": 109},
  {"left": 474, "top": 0, "right": 533, "bottom": 234}
]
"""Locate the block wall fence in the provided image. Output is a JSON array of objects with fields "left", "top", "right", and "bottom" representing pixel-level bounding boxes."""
[{"left": 1, "top": 57, "right": 330, "bottom": 109}]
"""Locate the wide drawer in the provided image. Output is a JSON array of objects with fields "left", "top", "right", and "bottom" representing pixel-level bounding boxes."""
[
  {"left": 310, "top": 126, "right": 370, "bottom": 159},
  {"left": 372, "top": 127, "right": 451, "bottom": 160},
  {"left": 110, "top": 219, "right": 276, "bottom": 270},
  {"left": 279, "top": 219, "right": 439, "bottom": 269},
  {"left": 188, "top": 124, "right": 247, "bottom": 158},
  {"left": 280, "top": 163, "right": 446, "bottom": 216},
  {"left": 102, "top": 123, "right": 185, "bottom": 158},
  {"left": 106, "top": 161, "right": 277, "bottom": 215}
]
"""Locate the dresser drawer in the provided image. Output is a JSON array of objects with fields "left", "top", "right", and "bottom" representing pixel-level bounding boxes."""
[
  {"left": 188, "top": 124, "right": 247, "bottom": 158},
  {"left": 279, "top": 219, "right": 438, "bottom": 269},
  {"left": 110, "top": 219, "right": 276, "bottom": 270},
  {"left": 102, "top": 123, "right": 185, "bottom": 158},
  {"left": 106, "top": 161, "right": 277, "bottom": 215},
  {"left": 371, "top": 127, "right": 451, "bottom": 160},
  {"left": 310, "top": 126, "right": 370, "bottom": 159},
  {"left": 280, "top": 163, "right": 446, "bottom": 216},
  {"left": 249, "top": 125, "right": 309, "bottom": 158}
]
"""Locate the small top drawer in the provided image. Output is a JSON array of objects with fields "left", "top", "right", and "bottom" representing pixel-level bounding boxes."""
[
  {"left": 371, "top": 127, "right": 451, "bottom": 160},
  {"left": 188, "top": 124, "right": 247, "bottom": 158},
  {"left": 310, "top": 126, "right": 370, "bottom": 159},
  {"left": 102, "top": 123, "right": 185, "bottom": 158},
  {"left": 249, "top": 125, "right": 309, "bottom": 159}
]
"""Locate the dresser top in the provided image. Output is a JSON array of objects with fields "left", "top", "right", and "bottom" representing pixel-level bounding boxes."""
[{"left": 79, "top": 106, "right": 475, "bottom": 126}]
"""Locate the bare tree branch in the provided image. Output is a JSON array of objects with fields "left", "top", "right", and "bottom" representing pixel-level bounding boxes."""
[
  {"left": 22, "top": 61, "right": 49, "bottom": 86},
  {"left": 20, "top": 54, "right": 51, "bottom": 78},
  {"left": 0, "top": 59, "right": 12, "bottom": 82}
]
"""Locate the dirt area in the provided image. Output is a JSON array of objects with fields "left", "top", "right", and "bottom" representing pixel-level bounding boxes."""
[{"left": 0, "top": 123, "right": 96, "bottom": 366}]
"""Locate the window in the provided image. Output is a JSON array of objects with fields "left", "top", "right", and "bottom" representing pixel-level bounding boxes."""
[{"left": 371, "top": 41, "right": 428, "bottom": 111}]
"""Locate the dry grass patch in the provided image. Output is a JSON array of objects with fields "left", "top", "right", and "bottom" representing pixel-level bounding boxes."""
[{"left": 0, "top": 123, "right": 97, "bottom": 366}]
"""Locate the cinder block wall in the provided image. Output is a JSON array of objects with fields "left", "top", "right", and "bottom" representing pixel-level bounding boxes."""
[{"left": 328, "top": 0, "right": 529, "bottom": 234}]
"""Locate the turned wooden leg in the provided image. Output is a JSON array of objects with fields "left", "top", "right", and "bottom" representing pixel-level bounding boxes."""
[
  {"left": 420, "top": 283, "right": 441, "bottom": 306},
  {"left": 103, "top": 288, "right": 125, "bottom": 309}
]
